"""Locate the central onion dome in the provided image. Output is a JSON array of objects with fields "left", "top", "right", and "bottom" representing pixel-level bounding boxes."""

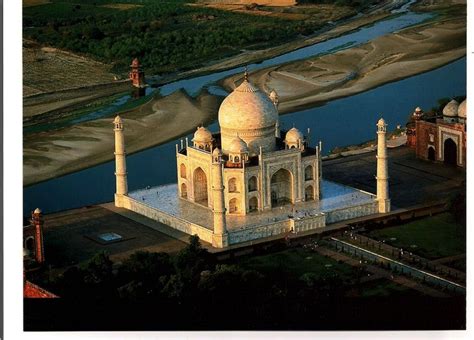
[{"left": 218, "top": 76, "right": 278, "bottom": 155}]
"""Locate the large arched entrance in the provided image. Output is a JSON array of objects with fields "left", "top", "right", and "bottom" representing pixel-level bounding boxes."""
[
  {"left": 193, "top": 167, "right": 208, "bottom": 206},
  {"left": 444, "top": 138, "right": 457, "bottom": 166},
  {"left": 271, "top": 169, "right": 293, "bottom": 207},
  {"left": 427, "top": 147, "right": 435, "bottom": 161}
]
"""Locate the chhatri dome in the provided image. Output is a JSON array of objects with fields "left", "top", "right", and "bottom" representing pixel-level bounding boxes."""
[
  {"left": 218, "top": 73, "right": 278, "bottom": 155},
  {"left": 228, "top": 135, "right": 249, "bottom": 154},
  {"left": 458, "top": 99, "right": 466, "bottom": 119},
  {"left": 443, "top": 99, "right": 459, "bottom": 117},
  {"left": 193, "top": 126, "right": 213, "bottom": 143},
  {"left": 285, "top": 127, "right": 304, "bottom": 144}
]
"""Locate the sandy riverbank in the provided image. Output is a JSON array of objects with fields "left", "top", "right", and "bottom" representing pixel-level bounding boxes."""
[
  {"left": 23, "top": 91, "right": 222, "bottom": 186},
  {"left": 222, "top": 12, "right": 466, "bottom": 114}
]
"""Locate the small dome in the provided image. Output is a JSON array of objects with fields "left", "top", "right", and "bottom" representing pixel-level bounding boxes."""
[
  {"left": 458, "top": 99, "right": 466, "bottom": 119},
  {"left": 443, "top": 100, "right": 459, "bottom": 117},
  {"left": 285, "top": 127, "right": 304, "bottom": 143},
  {"left": 212, "top": 147, "right": 222, "bottom": 157},
  {"left": 269, "top": 89, "right": 279, "bottom": 103},
  {"left": 113, "top": 115, "right": 122, "bottom": 124},
  {"left": 131, "top": 58, "right": 140, "bottom": 67},
  {"left": 34, "top": 208, "right": 42, "bottom": 214},
  {"left": 377, "top": 118, "right": 386, "bottom": 126},
  {"left": 228, "top": 136, "right": 248, "bottom": 154},
  {"left": 415, "top": 107, "right": 422, "bottom": 113},
  {"left": 192, "top": 126, "right": 213, "bottom": 143}
]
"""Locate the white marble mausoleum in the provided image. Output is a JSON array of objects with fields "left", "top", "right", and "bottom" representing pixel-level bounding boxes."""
[{"left": 113, "top": 72, "right": 390, "bottom": 248}]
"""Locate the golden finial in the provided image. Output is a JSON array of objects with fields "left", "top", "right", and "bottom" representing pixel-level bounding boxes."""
[{"left": 244, "top": 66, "right": 249, "bottom": 82}]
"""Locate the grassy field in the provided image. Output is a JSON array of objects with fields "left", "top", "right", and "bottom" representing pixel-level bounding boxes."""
[
  {"left": 366, "top": 213, "right": 465, "bottom": 260},
  {"left": 355, "top": 278, "right": 420, "bottom": 298},
  {"left": 23, "top": 39, "right": 118, "bottom": 96},
  {"left": 237, "top": 247, "right": 358, "bottom": 282}
]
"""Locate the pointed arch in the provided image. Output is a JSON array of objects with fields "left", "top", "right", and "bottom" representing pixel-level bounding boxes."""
[
  {"left": 249, "top": 196, "right": 258, "bottom": 212},
  {"left": 444, "top": 138, "right": 457, "bottom": 165},
  {"left": 229, "top": 198, "right": 239, "bottom": 214},
  {"left": 271, "top": 168, "right": 294, "bottom": 207},
  {"left": 305, "top": 165, "right": 313, "bottom": 180},
  {"left": 248, "top": 176, "right": 257, "bottom": 192},
  {"left": 193, "top": 167, "right": 208, "bottom": 206},
  {"left": 228, "top": 177, "right": 238, "bottom": 193},
  {"left": 180, "top": 163, "right": 187, "bottom": 179},
  {"left": 305, "top": 185, "right": 314, "bottom": 201},
  {"left": 181, "top": 183, "right": 187, "bottom": 198}
]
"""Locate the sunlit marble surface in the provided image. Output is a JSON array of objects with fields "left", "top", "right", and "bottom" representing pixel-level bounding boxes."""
[{"left": 128, "top": 180, "right": 376, "bottom": 231}]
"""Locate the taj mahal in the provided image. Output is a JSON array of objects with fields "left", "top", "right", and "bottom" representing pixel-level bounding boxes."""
[{"left": 113, "top": 72, "right": 390, "bottom": 248}]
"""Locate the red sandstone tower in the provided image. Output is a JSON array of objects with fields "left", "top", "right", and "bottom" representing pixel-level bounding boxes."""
[
  {"left": 129, "top": 58, "right": 146, "bottom": 88},
  {"left": 31, "top": 208, "right": 45, "bottom": 264}
]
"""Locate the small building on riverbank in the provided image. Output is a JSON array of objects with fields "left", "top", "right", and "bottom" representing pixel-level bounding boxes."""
[{"left": 406, "top": 99, "right": 466, "bottom": 167}]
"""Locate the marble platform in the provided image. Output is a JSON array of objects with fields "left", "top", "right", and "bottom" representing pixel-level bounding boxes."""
[{"left": 127, "top": 180, "right": 377, "bottom": 232}]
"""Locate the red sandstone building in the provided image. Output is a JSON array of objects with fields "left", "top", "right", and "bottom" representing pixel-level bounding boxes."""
[
  {"left": 24, "top": 280, "right": 58, "bottom": 298},
  {"left": 406, "top": 99, "right": 466, "bottom": 167},
  {"left": 23, "top": 208, "right": 45, "bottom": 270},
  {"left": 129, "top": 58, "right": 146, "bottom": 88}
]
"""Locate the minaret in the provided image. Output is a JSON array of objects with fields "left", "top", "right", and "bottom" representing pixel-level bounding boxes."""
[
  {"left": 211, "top": 148, "right": 228, "bottom": 248},
  {"left": 114, "top": 115, "right": 128, "bottom": 207},
  {"left": 270, "top": 89, "right": 280, "bottom": 138},
  {"left": 31, "top": 208, "right": 45, "bottom": 264},
  {"left": 376, "top": 118, "right": 391, "bottom": 213}
]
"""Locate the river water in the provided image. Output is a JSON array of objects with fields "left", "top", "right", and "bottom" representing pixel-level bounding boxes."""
[{"left": 23, "top": 7, "right": 466, "bottom": 216}]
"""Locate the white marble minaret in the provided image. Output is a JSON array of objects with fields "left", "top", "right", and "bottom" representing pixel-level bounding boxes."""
[
  {"left": 211, "top": 148, "right": 228, "bottom": 248},
  {"left": 114, "top": 115, "right": 128, "bottom": 207},
  {"left": 376, "top": 118, "right": 390, "bottom": 213},
  {"left": 270, "top": 89, "right": 280, "bottom": 138}
]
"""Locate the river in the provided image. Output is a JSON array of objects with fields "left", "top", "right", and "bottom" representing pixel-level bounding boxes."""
[{"left": 23, "top": 5, "right": 466, "bottom": 216}]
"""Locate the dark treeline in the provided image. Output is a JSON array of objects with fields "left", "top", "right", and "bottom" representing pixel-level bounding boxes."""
[
  {"left": 24, "top": 0, "right": 330, "bottom": 75},
  {"left": 297, "top": 0, "right": 383, "bottom": 6},
  {"left": 25, "top": 235, "right": 466, "bottom": 330},
  {"left": 43, "top": 236, "right": 348, "bottom": 302}
]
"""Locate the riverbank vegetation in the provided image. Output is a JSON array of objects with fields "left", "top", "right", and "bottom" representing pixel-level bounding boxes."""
[{"left": 23, "top": 0, "right": 380, "bottom": 75}]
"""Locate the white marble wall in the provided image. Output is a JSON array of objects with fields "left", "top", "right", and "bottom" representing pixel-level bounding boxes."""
[
  {"left": 325, "top": 202, "right": 378, "bottom": 224},
  {"left": 122, "top": 196, "right": 214, "bottom": 243}
]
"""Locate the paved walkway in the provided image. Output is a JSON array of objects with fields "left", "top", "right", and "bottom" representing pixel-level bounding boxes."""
[
  {"left": 432, "top": 253, "right": 466, "bottom": 265},
  {"left": 339, "top": 233, "right": 466, "bottom": 284},
  {"left": 315, "top": 246, "right": 450, "bottom": 298},
  {"left": 323, "top": 146, "right": 465, "bottom": 209}
]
